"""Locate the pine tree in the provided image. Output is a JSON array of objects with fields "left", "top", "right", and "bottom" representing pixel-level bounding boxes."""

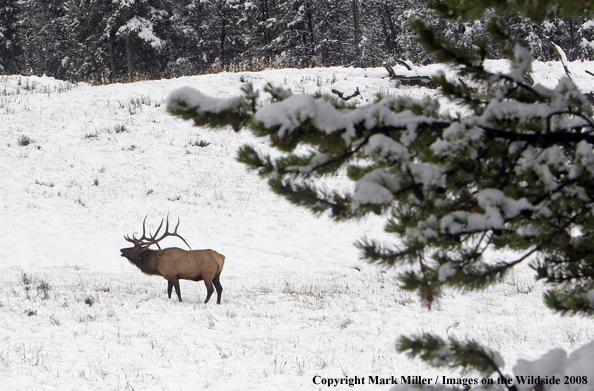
[
  {"left": 0, "top": 0, "right": 22, "bottom": 74},
  {"left": 18, "top": 0, "right": 68, "bottom": 78},
  {"left": 103, "top": 0, "right": 173, "bottom": 80},
  {"left": 238, "top": 0, "right": 281, "bottom": 62},
  {"left": 370, "top": 0, "right": 438, "bottom": 64},
  {"left": 62, "top": 0, "right": 111, "bottom": 82},
  {"left": 209, "top": 0, "right": 250, "bottom": 69},
  {"left": 168, "top": 0, "right": 594, "bottom": 384},
  {"left": 314, "top": 0, "right": 356, "bottom": 65},
  {"left": 271, "top": 0, "right": 318, "bottom": 67},
  {"left": 163, "top": 0, "right": 211, "bottom": 76}
]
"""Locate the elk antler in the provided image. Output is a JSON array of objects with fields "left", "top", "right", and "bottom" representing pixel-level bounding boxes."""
[{"left": 124, "top": 215, "right": 191, "bottom": 250}]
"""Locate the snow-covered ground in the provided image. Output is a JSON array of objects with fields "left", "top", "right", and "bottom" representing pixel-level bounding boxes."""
[{"left": 1, "top": 62, "right": 594, "bottom": 390}]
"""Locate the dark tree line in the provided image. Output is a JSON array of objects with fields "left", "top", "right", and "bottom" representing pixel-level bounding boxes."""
[{"left": 1, "top": 0, "right": 594, "bottom": 82}]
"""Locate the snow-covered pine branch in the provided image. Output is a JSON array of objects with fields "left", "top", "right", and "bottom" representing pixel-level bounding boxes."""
[
  {"left": 168, "top": 46, "right": 594, "bottom": 317},
  {"left": 166, "top": 0, "right": 594, "bottom": 385}
]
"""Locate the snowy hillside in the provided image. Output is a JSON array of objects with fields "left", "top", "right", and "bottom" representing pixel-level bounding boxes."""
[{"left": 1, "top": 63, "right": 594, "bottom": 390}]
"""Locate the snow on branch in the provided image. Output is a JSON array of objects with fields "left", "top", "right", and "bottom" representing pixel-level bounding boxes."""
[
  {"left": 167, "top": 51, "right": 594, "bottom": 317},
  {"left": 118, "top": 16, "right": 164, "bottom": 48},
  {"left": 167, "top": 86, "right": 244, "bottom": 117}
]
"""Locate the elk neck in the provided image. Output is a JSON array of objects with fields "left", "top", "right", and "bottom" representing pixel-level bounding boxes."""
[{"left": 134, "top": 248, "right": 161, "bottom": 276}]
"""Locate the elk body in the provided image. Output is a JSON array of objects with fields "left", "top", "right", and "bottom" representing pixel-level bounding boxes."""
[{"left": 120, "top": 217, "right": 225, "bottom": 304}]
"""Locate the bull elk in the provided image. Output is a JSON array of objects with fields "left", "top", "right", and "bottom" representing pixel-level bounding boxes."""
[{"left": 120, "top": 216, "right": 225, "bottom": 304}]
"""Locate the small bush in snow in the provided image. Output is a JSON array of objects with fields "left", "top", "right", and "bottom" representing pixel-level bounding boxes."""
[
  {"left": 189, "top": 138, "right": 211, "bottom": 148},
  {"left": 17, "top": 135, "right": 32, "bottom": 146}
]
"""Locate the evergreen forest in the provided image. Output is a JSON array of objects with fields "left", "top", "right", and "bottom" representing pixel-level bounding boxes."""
[{"left": 2, "top": 0, "right": 594, "bottom": 83}]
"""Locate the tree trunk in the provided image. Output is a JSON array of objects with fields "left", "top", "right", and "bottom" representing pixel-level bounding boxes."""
[
  {"left": 304, "top": 0, "right": 315, "bottom": 61},
  {"left": 220, "top": 17, "right": 227, "bottom": 67},
  {"left": 108, "top": 32, "right": 117, "bottom": 82},
  {"left": 352, "top": 0, "right": 360, "bottom": 59},
  {"left": 125, "top": 33, "right": 133, "bottom": 80},
  {"left": 261, "top": 0, "right": 271, "bottom": 45},
  {"left": 382, "top": 0, "right": 397, "bottom": 54},
  {"left": 195, "top": 2, "right": 204, "bottom": 43}
]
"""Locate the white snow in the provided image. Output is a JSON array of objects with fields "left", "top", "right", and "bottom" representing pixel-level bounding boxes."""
[
  {"left": 2, "top": 62, "right": 594, "bottom": 389},
  {"left": 438, "top": 262, "right": 457, "bottom": 282},
  {"left": 167, "top": 85, "right": 243, "bottom": 114},
  {"left": 478, "top": 189, "right": 533, "bottom": 217},
  {"left": 406, "top": 215, "right": 440, "bottom": 244},
  {"left": 354, "top": 168, "right": 401, "bottom": 206},
  {"left": 513, "top": 341, "right": 594, "bottom": 391},
  {"left": 440, "top": 187, "right": 534, "bottom": 236},
  {"left": 330, "top": 80, "right": 360, "bottom": 99},
  {"left": 551, "top": 42, "right": 569, "bottom": 67},
  {"left": 366, "top": 134, "right": 410, "bottom": 162},
  {"left": 252, "top": 93, "right": 361, "bottom": 142},
  {"left": 118, "top": 16, "right": 164, "bottom": 48}
]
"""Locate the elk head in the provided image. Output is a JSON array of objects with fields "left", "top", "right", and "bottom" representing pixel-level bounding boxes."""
[{"left": 120, "top": 215, "right": 191, "bottom": 262}]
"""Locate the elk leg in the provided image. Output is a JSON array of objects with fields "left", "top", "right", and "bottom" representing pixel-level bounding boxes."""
[
  {"left": 213, "top": 274, "right": 223, "bottom": 305},
  {"left": 167, "top": 280, "right": 173, "bottom": 299},
  {"left": 172, "top": 279, "right": 182, "bottom": 302},
  {"left": 203, "top": 278, "right": 215, "bottom": 304}
]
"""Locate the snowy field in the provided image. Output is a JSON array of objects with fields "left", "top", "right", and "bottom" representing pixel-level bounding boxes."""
[{"left": 1, "top": 62, "right": 594, "bottom": 390}]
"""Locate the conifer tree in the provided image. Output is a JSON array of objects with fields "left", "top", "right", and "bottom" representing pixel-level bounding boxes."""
[
  {"left": 208, "top": 0, "right": 250, "bottom": 68},
  {"left": 238, "top": 0, "right": 282, "bottom": 62},
  {"left": 168, "top": 0, "right": 594, "bottom": 384},
  {"left": 62, "top": 0, "right": 111, "bottom": 82},
  {"left": 105, "top": 0, "right": 172, "bottom": 80},
  {"left": 272, "top": 0, "right": 318, "bottom": 66},
  {"left": 369, "top": 0, "right": 438, "bottom": 64},
  {"left": 18, "top": 0, "right": 68, "bottom": 78},
  {"left": 0, "top": 0, "right": 22, "bottom": 74},
  {"left": 164, "top": 0, "right": 212, "bottom": 76}
]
